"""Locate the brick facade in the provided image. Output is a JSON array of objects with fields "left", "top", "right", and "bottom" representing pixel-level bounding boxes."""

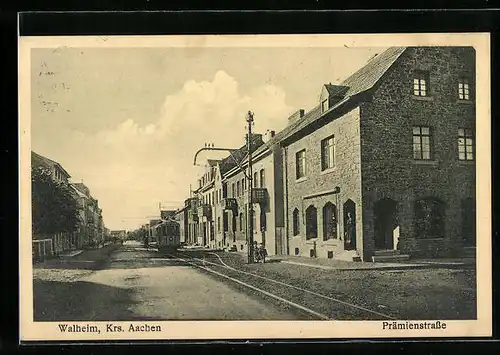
[
  {"left": 284, "top": 106, "right": 363, "bottom": 260},
  {"left": 281, "top": 46, "right": 476, "bottom": 261},
  {"left": 359, "top": 46, "right": 476, "bottom": 259}
]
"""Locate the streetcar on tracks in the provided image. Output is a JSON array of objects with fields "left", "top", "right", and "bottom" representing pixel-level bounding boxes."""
[{"left": 155, "top": 218, "right": 181, "bottom": 252}]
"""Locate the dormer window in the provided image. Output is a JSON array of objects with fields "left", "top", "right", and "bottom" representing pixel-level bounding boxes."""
[
  {"left": 413, "top": 71, "right": 429, "bottom": 97},
  {"left": 321, "top": 98, "right": 329, "bottom": 113}
]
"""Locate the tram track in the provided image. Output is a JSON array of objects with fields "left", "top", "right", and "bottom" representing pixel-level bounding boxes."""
[{"left": 166, "top": 251, "right": 398, "bottom": 321}]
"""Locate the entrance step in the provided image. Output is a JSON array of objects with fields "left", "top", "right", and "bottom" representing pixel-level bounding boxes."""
[
  {"left": 373, "top": 249, "right": 400, "bottom": 256},
  {"left": 372, "top": 254, "right": 410, "bottom": 263}
]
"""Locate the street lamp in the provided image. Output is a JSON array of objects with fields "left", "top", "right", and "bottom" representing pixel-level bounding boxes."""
[{"left": 192, "top": 110, "right": 256, "bottom": 264}]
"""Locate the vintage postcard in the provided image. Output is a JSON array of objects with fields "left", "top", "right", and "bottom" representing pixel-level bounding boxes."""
[{"left": 19, "top": 33, "right": 491, "bottom": 341}]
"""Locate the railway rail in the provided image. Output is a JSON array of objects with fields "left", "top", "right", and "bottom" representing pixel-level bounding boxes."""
[{"left": 165, "top": 250, "right": 398, "bottom": 321}]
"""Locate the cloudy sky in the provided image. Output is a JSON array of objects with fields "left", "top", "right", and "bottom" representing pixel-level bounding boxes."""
[{"left": 31, "top": 44, "right": 385, "bottom": 231}]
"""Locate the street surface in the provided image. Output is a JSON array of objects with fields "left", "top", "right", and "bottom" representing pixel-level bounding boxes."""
[
  {"left": 33, "top": 241, "right": 300, "bottom": 321},
  {"left": 33, "top": 241, "right": 477, "bottom": 321}
]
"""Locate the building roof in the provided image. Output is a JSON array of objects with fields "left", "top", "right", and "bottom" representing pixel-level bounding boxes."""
[
  {"left": 32, "top": 151, "right": 72, "bottom": 178},
  {"left": 219, "top": 134, "right": 264, "bottom": 176},
  {"left": 341, "top": 47, "right": 407, "bottom": 97},
  {"left": 279, "top": 47, "right": 407, "bottom": 145},
  {"left": 70, "top": 184, "right": 87, "bottom": 199},
  {"left": 71, "top": 182, "right": 91, "bottom": 198},
  {"left": 323, "top": 84, "right": 349, "bottom": 97}
]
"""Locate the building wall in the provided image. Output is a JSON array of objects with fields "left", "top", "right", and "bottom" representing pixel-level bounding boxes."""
[
  {"left": 250, "top": 151, "right": 277, "bottom": 256},
  {"left": 359, "top": 46, "right": 476, "bottom": 258},
  {"left": 224, "top": 169, "right": 249, "bottom": 253},
  {"left": 284, "top": 107, "right": 363, "bottom": 260}
]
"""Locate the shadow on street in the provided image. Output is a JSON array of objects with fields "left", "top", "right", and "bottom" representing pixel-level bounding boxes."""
[{"left": 33, "top": 279, "right": 165, "bottom": 321}]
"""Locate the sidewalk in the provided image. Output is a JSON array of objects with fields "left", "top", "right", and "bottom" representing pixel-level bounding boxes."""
[
  {"left": 220, "top": 251, "right": 475, "bottom": 271},
  {"left": 34, "top": 243, "right": 121, "bottom": 270}
]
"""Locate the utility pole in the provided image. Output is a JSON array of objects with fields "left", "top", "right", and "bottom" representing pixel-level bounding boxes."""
[
  {"left": 192, "top": 111, "right": 256, "bottom": 263},
  {"left": 246, "top": 111, "right": 254, "bottom": 264}
]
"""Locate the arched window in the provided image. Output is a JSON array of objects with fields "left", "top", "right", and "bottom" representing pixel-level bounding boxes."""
[
  {"left": 305, "top": 205, "right": 318, "bottom": 240},
  {"left": 323, "top": 202, "right": 338, "bottom": 241},
  {"left": 414, "top": 197, "right": 446, "bottom": 238},
  {"left": 292, "top": 208, "right": 300, "bottom": 236}
]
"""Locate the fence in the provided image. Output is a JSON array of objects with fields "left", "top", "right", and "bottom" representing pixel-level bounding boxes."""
[{"left": 32, "top": 239, "right": 53, "bottom": 263}]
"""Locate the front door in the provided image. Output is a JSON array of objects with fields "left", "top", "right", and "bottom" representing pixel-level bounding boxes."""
[
  {"left": 343, "top": 200, "right": 356, "bottom": 250},
  {"left": 373, "top": 198, "right": 398, "bottom": 250}
]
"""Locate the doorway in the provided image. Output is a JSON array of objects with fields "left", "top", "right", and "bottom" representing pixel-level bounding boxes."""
[
  {"left": 373, "top": 198, "right": 398, "bottom": 250},
  {"left": 343, "top": 199, "right": 356, "bottom": 250}
]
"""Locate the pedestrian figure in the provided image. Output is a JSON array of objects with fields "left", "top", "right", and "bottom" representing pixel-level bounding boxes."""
[
  {"left": 259, "top": 243, "right": 268, "bottom": 263},
  {"left": 345, "top": 212, "right": 354, "bottom": 248},
  {"left": 253, "top": 241, "right": 260, "bottom": 263}
]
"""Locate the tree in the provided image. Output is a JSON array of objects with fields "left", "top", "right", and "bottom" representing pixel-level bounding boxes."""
[{"left": 32, "top": 166, "right": 80, "bottom": 236}]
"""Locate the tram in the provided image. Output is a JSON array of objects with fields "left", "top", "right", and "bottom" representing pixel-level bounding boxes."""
[{"left": 155, "top": 218, "right": 181, "bottom": 252}]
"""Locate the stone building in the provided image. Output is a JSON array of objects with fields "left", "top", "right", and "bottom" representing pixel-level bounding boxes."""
[
  {"left": 174, "top": 206, "right": 189, "bottom": 244},
  {"left": 32, "top": 151, "right": 75, "bottom": 254},
  {"left": 281, "top": 46, "right": 476, "bottom": 261},
  {"left": 184, "top": 197, "right": 199, "bottom": 245},
  {"left": 214, "top": 134, "right": 264, "bottom": 252}
]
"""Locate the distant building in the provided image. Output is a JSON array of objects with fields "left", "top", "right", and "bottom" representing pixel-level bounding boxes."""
[
  {"left": 32, "top": 151, "right": 71, "bottom": 184},
  {"left": 110, "top": 230, "right": 127, "bottom": 241},
  {"left": 32, "top": 151, "right": 75, "bottom": 255}
]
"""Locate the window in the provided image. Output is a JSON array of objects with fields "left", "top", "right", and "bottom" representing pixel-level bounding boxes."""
[
  {"left": 232, "top": 183, "right": 235, "bottom": 198},
  {"left": 322, "top": 203, "right": 338, "bottom": 241},
  {"left": 211, "top": 192, "right": 214, "bottom": 205},
  {"left": 253, "top": 172, "right": 258, "bottom": 188},
  {"left": 321, "top": 136, "right": 335, "bottom": 170},
  {"left": 217, "top": 217, "right": 221, "bottom": 232},
  {"left": 237, "top": 181, "right": 241, "bottom": 196},
  {"left": 223, "top": 212, "right": 229, "bottom": 232},
  {"left": 260, "top": 209, "right": 267, "bottom": 232},
  {"left": 296, "top": 150, "right": 306, "bottom": 179},
  {"left": 414, "top": 198, "right": 445, "bottom": 238},
  {"left": 242, "top": 178, "right": 245, "bottom": 192},
  {"left": 458, "top": 78, "right": 470, "bottom": 100},
  {"left": 305, "top": 205, "right": 318, "bottom": 240},
  {"left": 413, "top": 126, "right": 432, "bottom": 160},
  {"left": 260, "top": 169, "right": 265, "bottom": 188},
  {"left": 292, "top": 209, "right": 300, "bottom": 236},
  {"left": 240, "top": 213, "right": 244, "bottom": 231},
  {"left": 413, "top": 71, "right": 428, "bottom": 96},
  {"left": 322, "top": 98, "right": 329, "bottom": 113},
  {"left": 458, "top": 128, "right": 474, "bottom": 161}
]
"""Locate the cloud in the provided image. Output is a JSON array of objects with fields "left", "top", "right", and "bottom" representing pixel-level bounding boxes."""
[{"left": 58, "top": 70, "right": 294, "bottom": 230}]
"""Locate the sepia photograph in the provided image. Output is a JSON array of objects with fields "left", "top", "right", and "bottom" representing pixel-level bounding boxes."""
[{"left": 19, "top": 33, "right": 491, "bottom": 341}]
